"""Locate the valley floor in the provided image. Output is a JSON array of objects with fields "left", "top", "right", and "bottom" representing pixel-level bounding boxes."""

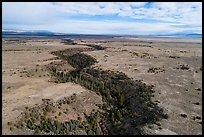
[{"left": 2, "top": 37, "right": 202, "bottom": 135}]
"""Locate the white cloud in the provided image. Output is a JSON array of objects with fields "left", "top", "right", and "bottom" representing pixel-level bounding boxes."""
[
  {"left": 2, "top": 2, "right": 60, "bottom": 25},
  {"left": 49, "top": 2, "right": 202, "bottom": 26},
  {"left": 3, "top": 19, "right": 200, "bottom": 35},
  {"left": 2, "top": 2, "right": 202, "bottom": 35}
]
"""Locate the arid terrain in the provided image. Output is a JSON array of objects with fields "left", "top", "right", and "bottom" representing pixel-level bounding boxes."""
[{"left": 2, "top": 36, "right": 202, "bottom": 135}]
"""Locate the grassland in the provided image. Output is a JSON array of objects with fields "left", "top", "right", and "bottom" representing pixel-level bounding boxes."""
[{"left": 2, "top": 37, "right": 202, "bottom": 135}]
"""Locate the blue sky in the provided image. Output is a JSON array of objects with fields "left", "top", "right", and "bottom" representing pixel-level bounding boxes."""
[{"left": 2, "top": 2, "right": 202, "bottom": 35}]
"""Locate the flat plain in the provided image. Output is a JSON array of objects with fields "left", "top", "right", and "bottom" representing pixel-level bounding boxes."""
[{"left": 2, "top": 36, "right": 202, "bottom": 135}]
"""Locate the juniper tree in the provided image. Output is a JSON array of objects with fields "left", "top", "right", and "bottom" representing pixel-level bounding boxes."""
[{"left": 117, "top": 110, "right": 122, "bottom": 121}]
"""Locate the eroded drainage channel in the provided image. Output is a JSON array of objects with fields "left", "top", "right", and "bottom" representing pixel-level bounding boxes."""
[{"left": 8, "top": 44, "right": 168, "bottom": 135}]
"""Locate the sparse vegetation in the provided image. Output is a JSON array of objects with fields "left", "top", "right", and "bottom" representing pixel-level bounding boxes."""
[
  {"left": 85, "top": 44, "right": 106, "bottom": 50},
  {"left": 124, "top": 44, "right": 152, "bottom": 48},
  {"left": 147, "top": 67, "right": 165, "bottom": 73},
  {"left": 179, "top": 50, "right": 187, "bottom": 53},
  {"left": 10, "top": 127, "right": 13, "bottom": 131},
  {"left": 193, "top": 102, "right": 200, "bottom": 105},
  {"left": 176, "top": 64, "right": 190, "bottom": 70},
  {"left": 11, "top": 46, "right": 166, "bottom": 135},
  {"left": 61, "top": 39, "right": 77, "bottom": 45},
  {"left": 180, "top": 114, "right": 187, "bottom": 118},
  {"left": 195, "top": 88, "right": 201, "bottom": 91},
  {"left": 44, "top": 48, "right": 166, "bottom": 134},
  {"left": 130, "top": 52, "right": 152, "bottom": 59},
  {"left": 131, "top": 52, "right": 139, "bottom": 56},
  {"left": 163, "top": 114, "right": 169, "bottom": 119},
  {"left": 7, "top": 122, "right": 12, "bottom": 126},
  {"left": 169, "top": 56, "right": 180, "bottom": 59}
]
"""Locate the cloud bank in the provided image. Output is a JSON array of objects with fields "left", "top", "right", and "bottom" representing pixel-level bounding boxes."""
[{"left": 2, "top": 2, "right": 202, "bottom": 35}]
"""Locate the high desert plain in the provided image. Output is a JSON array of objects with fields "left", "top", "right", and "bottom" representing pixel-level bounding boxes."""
[{"left": 2, "top": 36, "right": 202, "bottom": 135}]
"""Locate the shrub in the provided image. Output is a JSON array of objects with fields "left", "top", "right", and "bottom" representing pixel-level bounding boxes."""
[
  {"left": 67, "top": 53, "right": 97, "bottom": 70},
  {"left": 154, "top": 121, "right": 161, "bottom": 126},
  {"left": 10, "top": 127, "right": 13, "bottom": 131},
  {"left": 180, "top": 114, "right": 187, "bottom": 118},
  {"left": 78, "top": 117, "right": 82, "bottom": 121},
  {"left": 34, "top": 127, "right": 41, "bottom": 135},
  {"left": 46, "top": 48, "right": 166, "bottom": 135},
  {"left": 163, "top": 114, "right": 169, "bottom": 119}
]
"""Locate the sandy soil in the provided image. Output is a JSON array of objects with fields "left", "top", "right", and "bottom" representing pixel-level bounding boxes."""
[
  {"left": 2, "top": 39, "right": 94, "bottom": 135},
  {"left": 85, "top": 39, "right": 202, "bottom": 135},
  {"left": 2, "top": 37, "right": 202, "bottom": 135}
]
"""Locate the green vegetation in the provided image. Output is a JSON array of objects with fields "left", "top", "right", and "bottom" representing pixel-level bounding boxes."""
[
  {"left": 12, "top": 46, "right": 166, "bottom": 135},
  {"left": 177, "top": 64, "right": 190, "bottom": 70},
  {"left": 130, "top": 52, "right": 152, "bottom": 59},
  {"left": 68, "top": 53, "right": 97, "bottom": 70},
  {"left": 47, "top": 48, "right": 166, "bottom": 134},
  {"left": 180, "top": 113, "right": 187, "bottom": 118},
  {"left": 7, "top": 122, "right": 12, "bottom": 126},
  {"left": 131, "top": 52, "right": 139, "bottom": 56},
  {"left": 85, "top": 44, "right": 106, "bottom": 50},
  {"left": 180, "top": 64, "right": 190, "bottom": 70},
  {"left": 141, "top": 52, "right": 150, "bottom": 58},
  {"left": 13, "top": 94, "right": 79, "bottom": 135},
  {"left": 147, "top": 67, "right": 165, "bottom": 73},
  {"left": 124, "top": 44, "right": 152, "bottom": 48},
  {"left": 169, "top": 56, "right": 180, "bottom": 59},
  {"left": 10, "top": 127, "right": 13, "bottom": 131},
  {"left": 195, "top": 88, "right": 201, "bottom": 91}
]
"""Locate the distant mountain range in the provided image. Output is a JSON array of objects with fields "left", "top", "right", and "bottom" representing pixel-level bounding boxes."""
[
  {"left": 2, "top": 29, "right": 63, "bottom": 36},
  {"left": 148, "top": 33, "right": 202, "bottom": 38},
  {"left": 2, "top": 29, "right": 120, "bottom": 39},
  {"left": 2, "top": 29, "right": 202, "bottom": 38}
]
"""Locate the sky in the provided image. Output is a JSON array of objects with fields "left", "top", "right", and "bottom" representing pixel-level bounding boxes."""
[{"left": 2, "top": 2, "right": 202, "bottom": 35}]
